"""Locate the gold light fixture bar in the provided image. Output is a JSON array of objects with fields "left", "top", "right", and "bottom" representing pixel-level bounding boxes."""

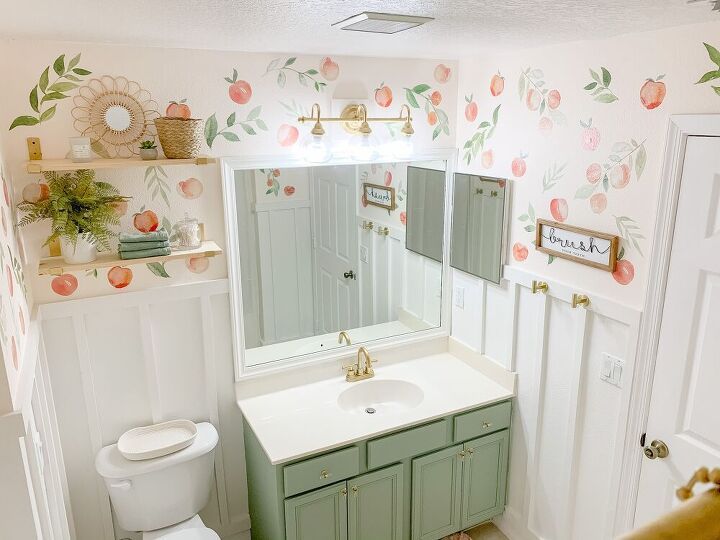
[{"left": 298, "top": 103, "right": 414, "bottom": 135}]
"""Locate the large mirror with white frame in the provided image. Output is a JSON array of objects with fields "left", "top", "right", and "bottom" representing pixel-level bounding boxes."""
[{"left": 224, "top": 159, "right": 448, "bottom": 369}]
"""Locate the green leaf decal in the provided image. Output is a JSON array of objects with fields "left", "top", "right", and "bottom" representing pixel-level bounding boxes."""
[
  {"left": 405, "top": 89, "right": 419, "bottom": 108},
  {"left": 48, "top": 81, "right": 77, "bottom": 93},
  {"left": 255, "top": 118, "right": 268, "bottom": 131},
  {"left": 697, "top": 70, "right": 720, "bottom": 84},
  {"left": 221, "top": 131, "right": 240, "bottom": 141},
  {"left": 53, "top": 54, "right": 65, "bottom": 76},
  {"left": 227, "top": 112, "right": 236, "bottom": 127},
  {"left": 40, "top": 105, "right": 57, "bottom": 122},
  {"left": 9, "top": 116, "right": 40, "bottom": 130},
  {"left": 412, "top": 83, "right": 431, "bottom": 94},
  {"left": 704, "top": 42, "right": 720, "bottom": 68},
  {"left": 29, "top": 87, "right": 39, "bottom": 113},
  {"left": 284, "top": 57, "right": 297, "bottom": 67},
  {"left": 601, "top": 67, "right": 611, "bottom": 87},
  {"left": 39, "top": 68, "right": 49, "bottom": 93},
  {"left": 67, "top": 53, "right": 81, "bottom": 71},
  {"left": 72, "top": 68, "right": 91, "bottom": 76},
  {"left": 247, "top": 106, "right": 261, "bottom": 121},
  {"left": 277, "top": 70, "right": 286, "bottom": 88},
  {"left": 146, "top": 262, "right": 170, "bottom": 278},
  {"left": 575, "top": 184, "right": 597, "bottom": 199},
  {"left": 204, "top": 114, "right": 218, "bottom": 147},
  {"left": 713, "top": 86, "right": 720, "bottom": 96}
]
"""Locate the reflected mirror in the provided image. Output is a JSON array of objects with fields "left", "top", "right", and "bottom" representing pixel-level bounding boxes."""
[
  {"left": 450, "top": 174, "right": 509, "bottom": 284},
  {"left": 104, "top": 104, "right": 132, "bottom": 132},
  {"left": 232, "top": 160, "right": 447, "bottom": 367}
]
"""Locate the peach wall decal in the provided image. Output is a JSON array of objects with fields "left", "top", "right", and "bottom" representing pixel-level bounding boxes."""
[
  {"left": 518, "top": 67, "right": 566, "bottom": 125},
  {"left": 464, "top": 94, "right": 478, "bottom": 121},
  {"left": 490, "top": 72, "right": 505, "bottom": 96},
  {"left": 434, "top": 64, "right": 451, "bottom": 84},
  {"left": 481, "top": 149, "right": 494, "bottom": 169},
  {"left": 262, "top": 168, "right": 282, "bottom": 196},
  {"left": 133, "top": 209, "right": 159, "bottom": 232},
  {"left": 580, "top": 118, "right": 601, "bottom": 150},
  {"left": 319, "top": 57, "right": 340, "bottom": 81},
  {"left": 186, "top": 256, "right": 209, "bottom": 273},
  {"left": 224, "top": 69, "right": 253, "bottom": 104},
  {"left": 9, "top": 53, "right": 91, "bottom": 130},
  {"left": 696, "top": 42, "right": 720, "bottom": 96},
  {"left": 584, "top": 67, "right": 619, "bottom": 103},
  {"left": 511, "top": 153, "right": 528, "bottom": 177},
  {"left": 404, "top": 83, "right": 451, "bottom": 140},
  {"left": 549, "top": 198, "right": 568, "bottom": 222},
  {"left": 640, "top": 76, "right": 666, "bottom": 109},
  {"left": 462, "top": 105, "right": 500, "bottom": 164},
  {"left": 108, "top": 266, "right": 132, "bottom": 288},
  {"left": 512, "top": 243, "right": 529, "bottom": 262},
  {"left": 575, "top": 139, "right": 646, "bottom": 203},
  {"left": 375, "top": 83, "right": 393, "bottom": 107},
  {"left": 51, "top": 273, "right": 78, "bottom": 296},
  {"left": 266, "top": 57, "right": 327, "bottom": 92},
  {"left": 177, "top": 177, "right": 203, "bottom": 199}
]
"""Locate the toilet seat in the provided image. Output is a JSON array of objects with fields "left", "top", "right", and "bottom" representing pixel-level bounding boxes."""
[{"left": 154, "top": 528, "right": 219, "bottom": 540}]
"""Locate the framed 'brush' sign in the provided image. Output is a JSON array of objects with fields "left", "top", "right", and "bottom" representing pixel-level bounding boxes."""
[
  {"left": 363, "top": 183, "right": 396, "bottom": 211},
  {"left": 535, "top": 219, "right": 619, "bottom": 271}
]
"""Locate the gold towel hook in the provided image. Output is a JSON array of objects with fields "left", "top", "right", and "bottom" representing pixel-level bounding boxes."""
[
  {"left": 572, "top": 293, "right": 590, "bottom": 309},
  {"left": 531, "top": 280, "right": 549, "bottom": 294}
]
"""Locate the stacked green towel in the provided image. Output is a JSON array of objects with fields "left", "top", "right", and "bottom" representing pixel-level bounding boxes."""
[{"left": 118, "top": 228, "right": 172, "bottom": 260}]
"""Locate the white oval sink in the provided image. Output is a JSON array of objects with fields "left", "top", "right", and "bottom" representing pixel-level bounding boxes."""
[{"left": 337, "top": 379, "right": 424, "bottom": 415}]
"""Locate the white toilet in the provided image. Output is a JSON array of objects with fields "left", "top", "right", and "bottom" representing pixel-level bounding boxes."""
[{"left": 95, "top": 422, "right": 220, "bottom": 539}]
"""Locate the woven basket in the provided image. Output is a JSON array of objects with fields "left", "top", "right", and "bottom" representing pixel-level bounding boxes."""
[{"left": 154, "top": 117, "right": 203, "bottom": 159}]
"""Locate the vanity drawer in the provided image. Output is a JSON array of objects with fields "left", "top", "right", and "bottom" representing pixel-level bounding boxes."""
[
  {"left": 283, "top": 446, "right": 359, "bottom": 497},
  {"left": 367, "top": 419, "right": 448, "bottom": 470},
  {"left": 454, "top": 401, "right": 511, "bottom": 442}
]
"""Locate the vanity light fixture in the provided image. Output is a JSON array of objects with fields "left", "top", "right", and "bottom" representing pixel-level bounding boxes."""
[{"left": 297, "top": 103, "right": 414, "bottom": 162}]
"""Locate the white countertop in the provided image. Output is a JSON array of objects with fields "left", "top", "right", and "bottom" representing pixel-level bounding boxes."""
[{"left": 237, "top": 350, "right": 514, "bottom": 465}]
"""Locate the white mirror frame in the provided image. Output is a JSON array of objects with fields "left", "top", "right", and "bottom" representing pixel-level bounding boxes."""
[{"left": 221, "top": 149, "right": 457, "bottom": 380}]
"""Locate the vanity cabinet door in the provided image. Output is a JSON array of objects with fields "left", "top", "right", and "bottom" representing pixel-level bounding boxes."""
[
  {"left": 348, "top": 464, "right": 404, "bottom": 540},
  {"left": 460, "top": 429, "right": 509, "bottom": 529},
  {"left": 285, "top": 482, "right": 349, "bottom": 540},
  {"left": 411, "top": 444, "right": 463, "bottom": 540}
]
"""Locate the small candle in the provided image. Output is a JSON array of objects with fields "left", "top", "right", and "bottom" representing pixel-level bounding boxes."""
[{"left": 69, "top": 137, "right": 92, "bottom": 163}]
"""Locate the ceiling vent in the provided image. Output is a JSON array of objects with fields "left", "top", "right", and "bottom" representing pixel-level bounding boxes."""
[
  {"left": 332, "top": 12, "right": 434, "bottom": 34},
  {"left": 687, "top": 0, "right": 720, "bottom": 11}
]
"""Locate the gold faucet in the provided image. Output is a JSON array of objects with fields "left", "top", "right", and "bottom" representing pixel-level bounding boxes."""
[
  {"left": 342, "top": 346, "right": 376, "bottom": 382},
  {"left": 338, "top": 331, "right": 352, "bottom": 346}
]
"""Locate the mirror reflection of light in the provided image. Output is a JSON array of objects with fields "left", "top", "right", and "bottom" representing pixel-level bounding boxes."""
[
  {"left": 303, "top": 134, "right": 332, "bottom": 163},
  {"left": 351, "top": 133, "right": 380, "bottom": 161}
]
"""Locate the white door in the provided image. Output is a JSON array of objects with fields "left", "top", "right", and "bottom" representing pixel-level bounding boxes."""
[
  {"left": 311, "top": 166, "right": 360, "bottom": 334},
  {"left": 635, "top": 136, "right": 720, "bottom": 526}
]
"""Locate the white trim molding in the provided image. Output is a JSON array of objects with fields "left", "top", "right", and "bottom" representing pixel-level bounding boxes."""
[{"left": 611, "top": 114, "right": 720, "bottom": 535}]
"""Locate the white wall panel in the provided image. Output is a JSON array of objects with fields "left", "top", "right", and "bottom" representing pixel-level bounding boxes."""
[{"left": 452, "top": 266, "right": 641, "bottom": 540}]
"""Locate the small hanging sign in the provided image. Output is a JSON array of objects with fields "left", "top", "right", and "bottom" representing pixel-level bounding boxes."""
[
  {"left": 535, "top": 219, "right": 619, "bottom": 271},
  {"left": 363, "top": 183, "right": 396, "bottom": 211}
]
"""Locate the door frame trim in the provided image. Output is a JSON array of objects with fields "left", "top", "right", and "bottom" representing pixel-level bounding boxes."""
[{"left": 613, "top": 114, "right": 720, "bottom": 535}]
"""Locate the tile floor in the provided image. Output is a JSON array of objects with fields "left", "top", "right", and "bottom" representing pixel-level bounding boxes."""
[{"left": 467, "top": 522, "right": 509, "bottom": 540}]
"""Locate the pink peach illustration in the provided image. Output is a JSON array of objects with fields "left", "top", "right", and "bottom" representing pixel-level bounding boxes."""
[
  {"left": 586, "top": 163, "right": 602, "bottom": 184},
  {"left": 229, "top": 80, "right": 252, "bottom": 105},
  {"left": 610, "top": 164, "right": 631, "bottom": 189},
  {"left": 108, "top": 266, "right": 133, "bottom": 289},
  {"left": 273, "top": 169, "right": 280, "bottom": 177},
  {"left": 133, "top": 210, "right": 159, "bottom": 232},
  {"left": 580, "top": 118, "right": 600, "bottom": 151},
  {"left": 400, "top": 211, "right": 407, "bottom": 225},
  {"left": 511, "top": 154, "right": 527, "bottom": 177},
  {"left": 430, "top": 91, "right": 442, "bottom": 106},
  {"left": 490, "top": 72, "right": 505, "bottom": 96},
  {"left": 22, "top": 182, "right": 49, "bottom": 203},
  {"left": 434, "top": 64, "right": 451, "bottom": 84},
  {"left": 112, "top": 200, "right": 128, "bottom": 217},
  {"left": 384, "top": 171, "right": 393, "bottom": 186},
  {"left": 613, "top": 259, "right": 635, "bottom": 285},
  {"left": 427, "top": 112, "right": 438, "bottom": 126},
  {"left": 640, "top": 76, "right": 666, "bottom": 110},
  {"left": 320, "top": 57, "right": 340, "bottom": 81},
  {"left": 186, "top": 256, "right": 209, "bottom": 273},
  {"left": 538, "top": 117, "right": 553, "bottom": 133},
  {"left": 361, "top": 193, "right": 368, "bottom": 208},
  {"left": 166, "top": 99, "right": 191, "bottom": 118},
  {"left": 10, "top": 337, "right": 17, "bottom": 370},
  {"left": 550, "top": 198, "right": 568, "bottom": 222},
  {"left": 375, "top": 84, "right": 393, "bottom": 107},
  {"left": 590, "top": 193, "right": 607, "bottom": 214},
  {"left": 547, "top": 89, "right": 561, "bottom": 109},
  {"left": 512, "top": 243, "right": 529, "bottom": 262},
  {"left": 5, "top": 265, "right": 13, "bottom": 297},
  {"left": 465, "top": 95, "right": 478, "bottom": 122},
  {"left": 283, "top": 185, "right": 296, "bottom": 196},
  {"left": 481, "top": 149, "right": 494, "bottom": 169},
  {"left": 525, "top": 89, "right": 541, "bottom": 111},
  {"left": 177, "top": 177, "right": 203, "bottom": 199},
  {"left": 277, "top": 124, "right": 299, "bottom": 147},
  {"left": 51, "top": 273, "right": 78, "bottom": 296}
]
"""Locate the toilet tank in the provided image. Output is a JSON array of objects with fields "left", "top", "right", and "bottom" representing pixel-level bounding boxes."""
[{"left": 95, "top": 422, "right": 218, "bottom": 532}]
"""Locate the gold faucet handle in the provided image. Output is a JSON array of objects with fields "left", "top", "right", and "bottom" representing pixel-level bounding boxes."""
[{"left": 342, "top": 364, "right": 358, "bottom": 375}]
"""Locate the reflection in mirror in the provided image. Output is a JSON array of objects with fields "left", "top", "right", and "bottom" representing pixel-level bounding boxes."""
[
  {"left": 450, "top": 174, "right": 508, "bottom": 284},
  {"left": 233, "top": 161, "right": 446, "bottom": 366},
  {"left": 104, "top": 105, "right": 132, "bottom": 132},
  {"left": 406, "top": 166, "right": 446, "bottom": 263}
]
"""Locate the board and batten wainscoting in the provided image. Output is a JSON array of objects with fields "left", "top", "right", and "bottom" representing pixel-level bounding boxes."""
[
  {"left": 451, "top": 265, "right": 641, "bottom": 540},
  {"left": 38, "top": 280, "right": 251, "bottom": 540}
]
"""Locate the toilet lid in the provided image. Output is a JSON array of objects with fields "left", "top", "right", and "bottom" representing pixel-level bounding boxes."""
[{"left": 158, "top": 528, "right": 220, "bottom": 540}]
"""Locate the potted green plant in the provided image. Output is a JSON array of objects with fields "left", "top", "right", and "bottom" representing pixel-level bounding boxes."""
[
  {"left": 18, "top": 170, "right": 130, "bottom": 264},
  {"left": 139, "top": 140, "right": 158, "bottom": 160}
]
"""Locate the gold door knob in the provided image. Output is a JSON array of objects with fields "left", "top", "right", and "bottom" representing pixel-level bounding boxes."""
[{"left": 643, "top": 440, "right": 669, "bottom": 460}]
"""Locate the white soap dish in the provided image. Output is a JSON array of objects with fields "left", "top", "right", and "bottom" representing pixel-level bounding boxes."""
[{"left": 118, "top": 419, "right": 198, "bottom": 461}]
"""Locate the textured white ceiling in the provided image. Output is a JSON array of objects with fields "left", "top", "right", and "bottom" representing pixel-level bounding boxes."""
[{"left": 0, "top": 0, "right": 714, "bottom": 58}]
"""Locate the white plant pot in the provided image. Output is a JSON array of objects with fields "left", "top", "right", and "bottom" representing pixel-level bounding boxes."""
[
  {"left": 139, "top": 148, "right": 158, "bottom": 160},
  {"left": 60, "top": 235, "right": 97, "bottom": 264}
]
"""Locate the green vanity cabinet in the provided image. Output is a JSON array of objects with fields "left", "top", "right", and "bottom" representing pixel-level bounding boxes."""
[
  {"left": 284, "top": 464, "right": 404, "bottom": 540},
  {"left": 244, "top": 399, "right": 512, "bottom": 540}
]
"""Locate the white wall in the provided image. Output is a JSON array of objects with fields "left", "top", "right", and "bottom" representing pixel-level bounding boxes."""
[
  {"left": 39, "top": 281, "right": 249, "bottom": 540},
  {"left": 452, "top": 265, "right": 640, "bottom": 540}
]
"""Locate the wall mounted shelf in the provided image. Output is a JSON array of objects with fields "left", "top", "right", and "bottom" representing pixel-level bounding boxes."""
[
  {"left": 37, "top": 240, "right": 222, "bottom": 276},
  {"left": 26, "top": 156, "right": 216, "bottom": 174}
]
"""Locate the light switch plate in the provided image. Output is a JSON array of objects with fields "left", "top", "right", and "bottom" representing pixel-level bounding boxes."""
[
  {"left": 600, "top": 353, "right": 624, "bottom": 388},
  {"left": 453, "top": 286, "right": 465, "bottom": 309}
]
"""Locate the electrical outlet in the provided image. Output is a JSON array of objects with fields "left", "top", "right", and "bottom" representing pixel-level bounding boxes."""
[
  {"left": 453, "top": 286, "right": 465, "bottom": 309},
  {"left": 600, "top": 353, "right": 624, "bottom": 388}
]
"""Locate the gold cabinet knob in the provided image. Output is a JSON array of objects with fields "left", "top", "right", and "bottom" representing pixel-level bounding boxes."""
[
  {"left": 320, "top": 469, "right": 331, "bottom": 479},
  {"left": 458, "top": 450, "right": 466, "bottom": 458},
  {"left": 341, "top": 487, "right": 347, "bottom": 496},
  {"left": 482, "top": 422, "right": 493, "bottom": 429},
  {"left": 351, "top": 485, "right": 358, "bottom": 493}
]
